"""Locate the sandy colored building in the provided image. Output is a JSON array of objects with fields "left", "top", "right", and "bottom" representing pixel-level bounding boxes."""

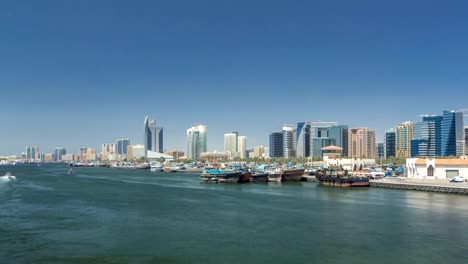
[{"left": 348, "top": 128, "right": 376, "bottom": 158}]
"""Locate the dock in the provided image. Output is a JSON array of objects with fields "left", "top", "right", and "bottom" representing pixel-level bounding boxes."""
[{"left": 370, "top": 179, "right": 468, "bottom": 195}]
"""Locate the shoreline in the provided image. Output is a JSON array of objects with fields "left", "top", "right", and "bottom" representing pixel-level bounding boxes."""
[{"left": 370, "top": 178, "right": 468, "bottom": 195}]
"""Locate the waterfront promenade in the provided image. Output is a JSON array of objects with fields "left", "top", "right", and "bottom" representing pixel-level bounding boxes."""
[{"left": 371, "top": 178, "right": 468, "bottom": 195}]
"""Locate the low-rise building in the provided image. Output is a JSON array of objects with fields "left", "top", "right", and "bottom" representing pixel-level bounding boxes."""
[
  {"left": 164, "top": 151, "right": 185, "bottom": 160},
  {"left": 200, "top": 152, "right": 229, "bottom": 162},
  {"left": 406, "top": 158, "right": 468, "bottom": 179},
  {"left": 62, "top": 154, "right": 75, "bottom": 162},
  {"left": 323, "top": 156, "right": 376, "bottom": 171}
]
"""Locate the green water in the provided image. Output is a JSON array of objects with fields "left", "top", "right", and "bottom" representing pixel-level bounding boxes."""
[{"left": 1, "top": 164, "right": 467, "bottom": 264}]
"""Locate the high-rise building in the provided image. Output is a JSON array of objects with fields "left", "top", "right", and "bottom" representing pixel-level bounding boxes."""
[
  {"left": 144, "top": 116, "right": 164, "bottom": 154},
  {"left": 309, "top": 122, "right": 338, "bottom": 157},
  {"left": 116, "top": 138, "right": 130, "bottom": 156},
  {"left": 312, "top": 138, "right": 336, "bottom": 157},
  {"left": 395, "top": 121, "right": 414, "bottom": 158},
  {"left": 384, "top": 129, "right": 396, "bottom": 158},
  {"left": 269, "top": 132, "right": 283, "bottom": 158},
  {"left": 442, "top": 110, "right": 465, "bottom": 156},
  {"left": 187, "top": 124, "right": 207, "bottom": 160},
  {"left": 164, "top": 151, "right": 185, "bottom": 160},
  {"left": 282, "top": 124, "right": 296, "bottom": 158},
  {"left": 101, "top": 143, "right": 117, "bottom": 159},
  {"left": 26, "top": 146, "right": 40, "bottom": 160},
  {"left": 224, "top": 133, "right": 238, "bottom": 157},
  {"left": 376, "top": 143, "right": 384, "bottom": 158},
  {"left": 54, "top": 147, "right": 66, "bottom": 161},
  {"left": 348, "top": 128, "right": 376, "bottom": 158},
  {"left": 296, "top": 122, "right": 311, "bottom": 157},
  {"left": 80, "top": 147, "right": 88, "bottom": 161},
  {"left": 238, "top": 136, "right": 247, "bottom": 159},
  {"left": 411, "top": 115, "right": 443, "bottom": 157},
  {"left": 465, "top": 127, "right": 468, "bottom": 155},
  {"left": 328, "top": 125, "right": 349, "bottom": 157},
  {"left": 252, "top": 146, "right": 265, "bottom": 158}
]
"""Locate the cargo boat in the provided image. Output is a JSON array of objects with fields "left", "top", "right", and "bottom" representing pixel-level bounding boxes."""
[
  {"left": 281, "top": 168, "right": 305, "bottom": 182},
  {"left": 315, "top": 169, "right": 370, "bottom": 187},
  {"left": 201, "top": 169, "right": 242, "bottom": 183},
  {"left": 249, "top": 173, "right": 269, "bottom": 183}
]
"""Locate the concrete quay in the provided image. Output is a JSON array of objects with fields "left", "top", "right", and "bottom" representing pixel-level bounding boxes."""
[{"left": 370, "top": 178, "right": 468, "bottom": 195}]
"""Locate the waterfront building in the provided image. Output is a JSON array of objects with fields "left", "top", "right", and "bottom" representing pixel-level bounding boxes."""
[
  {"left": 406, "top": 158, "right": 468, "bottom": 179},
  {"left": 43, "top": 153, "right": 54, "bottom": 162},
  {"left": 384, "top": 129, "right": 396, "bottom": 158},
  {"left": 442, "top": 110, "right": 465, "bottom": 156},
  {"left": 127, "top": 145, "right": 146, "bottom": 160},
  {"left": 79, "top": 148, "right": 88, "bottom": 161},
  {"left": 395, "top": 121, "right": 414, "bottom": 158},
  {"left": 224, "top": 133, "right": 238, "bottom": 158},
  {"left": 269, "top": 132, "right": 283, "bottom": 158},
  {"left": 322, "top": 145, "right": 342, "bottom": 159},
  {"left": 187, "top": 124, "right": 207, "bottom": 160},
  {"left": 54, "top": 147, "right": 66, "bottom": 161},
  {"left": 323, "top": 156, "right": 376, "bottom": 171},
  {"left": 21, "top": 152, "right": 27, "bottom": 160},
  {"left": 376, "top": 143, "right": 384, "bottom": 158},
  {"left": 85, "top": 148, "right": 97, "bottom": 161},
  {"left": 101, "top": 143, "right": 117, "bottom": 160},
  {"left": 199, "top": 152, "right": 229, "bottom": 162},
  {"left": 238, "top": 136, "right": 247, "bottom": 159},
  {"left": 282, "top": 124, "right": 296, "bottom": 158},
  {"left": 26, "top": 146, "right": 40, "bottom": 160},
  {"left": 348, "top": 128, "right": 376, "bottom": 158},
  {"left": 62, "top": 154, "right": 75, "bottom": 162},
  {"left": 143, "top": 116, "right": 164, "bottom": 155},
  {"left": 296, "top": 122, "right": 311, "bottom": 157},
  {"left": 164, "top": 151, "right": 185, "bottom": 160},
  {"left": 116, "top": 138, "right": 130, "bottom": 156}
]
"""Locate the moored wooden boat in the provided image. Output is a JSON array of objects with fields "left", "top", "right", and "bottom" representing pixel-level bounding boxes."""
[
  {"left": 249, "top": 173, "right": 269, "bottom": 183},
  {"left": 281, "top": 168, "right": 305, "bottom": 182}
]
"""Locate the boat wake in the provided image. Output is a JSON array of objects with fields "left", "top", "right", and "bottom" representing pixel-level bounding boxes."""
[{"left": 0, "top": 172, "right": 16, "bottom": 184}]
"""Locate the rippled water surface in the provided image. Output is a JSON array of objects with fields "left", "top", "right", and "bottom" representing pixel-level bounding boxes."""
[{"left": 1, "top": 164, "right": 467, "bottom": 263}]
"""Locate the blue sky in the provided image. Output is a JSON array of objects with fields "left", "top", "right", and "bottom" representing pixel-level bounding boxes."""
[{"left": 1, "top": 0, "right": 468, "bottom": 155}]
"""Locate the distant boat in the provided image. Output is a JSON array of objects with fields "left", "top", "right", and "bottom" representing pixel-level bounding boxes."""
[
  {"left": 315, "top": 169, "right": 370, "bottom": 187},
  {"left": 201, "top": 169, "right": 242, "bottom": 183},
  {"left": 0, "top": 172, "right": 16, "bottom": 182},
  {"left": 67, "top": 168, "right": 74, "bottom": 175}
]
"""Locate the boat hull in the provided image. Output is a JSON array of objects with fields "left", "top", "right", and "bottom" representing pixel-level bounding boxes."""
[
  {"left": 281, "top": 169, "right": 305, "bottom": 182},
  {"left": 268, "top": 173, "right": 282, "bottom": 183},
  {"left": 249, "top": 173, "right": 269, "bottom": 183},
  {"left": 216, "top": 172, "right": 242, "bottom": 183}
]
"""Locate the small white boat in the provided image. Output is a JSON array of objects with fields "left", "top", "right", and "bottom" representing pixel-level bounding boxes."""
[{"left": 0, "top": 172, "right": 16, "bottom": 182}]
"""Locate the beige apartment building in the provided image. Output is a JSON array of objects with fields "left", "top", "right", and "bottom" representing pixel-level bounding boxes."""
[{"left": 348, "top": 128, "right": 376, "bottom": 158}]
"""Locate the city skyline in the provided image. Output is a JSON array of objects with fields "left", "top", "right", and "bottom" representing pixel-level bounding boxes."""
[{"left": 2, "top": 1, "right": 468, "bottom": 155}]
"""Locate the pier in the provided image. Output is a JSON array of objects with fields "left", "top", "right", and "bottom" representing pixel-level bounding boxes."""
[{"left": 370, "top": 179, "right": 468, "bottom": 195}]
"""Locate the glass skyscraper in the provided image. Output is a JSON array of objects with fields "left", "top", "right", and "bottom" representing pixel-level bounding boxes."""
[
  {"left": 385, "top": 130, "right": 396, "bottom": 158},
  {"left": 144, "top": 116, "right": 164, "bottom": 154},
  {"left": 187, "top": 124, "right": 207, "bottom": 160},
  {"left": 269, "top": 132, "right": 283, "bottom": 158},
  {"left": 411, "top": 115, "right": 443, "bottom": 157},
  {"left": 295, "top": 122, "right": 310, "bottom": 158},
  {"left": 117, "top": 138, "right": 130, "bottom": 156},
  {"left": 442, "top": 110, "right": 464, "bottom": 156}
]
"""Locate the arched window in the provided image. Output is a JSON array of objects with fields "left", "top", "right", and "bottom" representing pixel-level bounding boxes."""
[{"left": 427, "top": 165, "right": 434, "bottom": 177}]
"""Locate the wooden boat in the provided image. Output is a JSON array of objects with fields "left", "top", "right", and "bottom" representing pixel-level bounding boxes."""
[
  {"left": 281, "top": 168, "right": 305, "bottom": 182},
  {"left": 238, "top": 172, "right": 251, "bottom": 183},
  {"left": 201, "top": 169, "right": 242, "bottom": 183},
  {"left": 267, "top": 171, "right": 282, "bottom": 183},
  {"left": 249, "top": 173, "right": 269, "bottom": 183}
]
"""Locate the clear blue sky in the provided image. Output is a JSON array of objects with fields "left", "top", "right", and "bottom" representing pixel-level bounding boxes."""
[{"left": 1, "top": 0, "right": 467, "bottom": 155}]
